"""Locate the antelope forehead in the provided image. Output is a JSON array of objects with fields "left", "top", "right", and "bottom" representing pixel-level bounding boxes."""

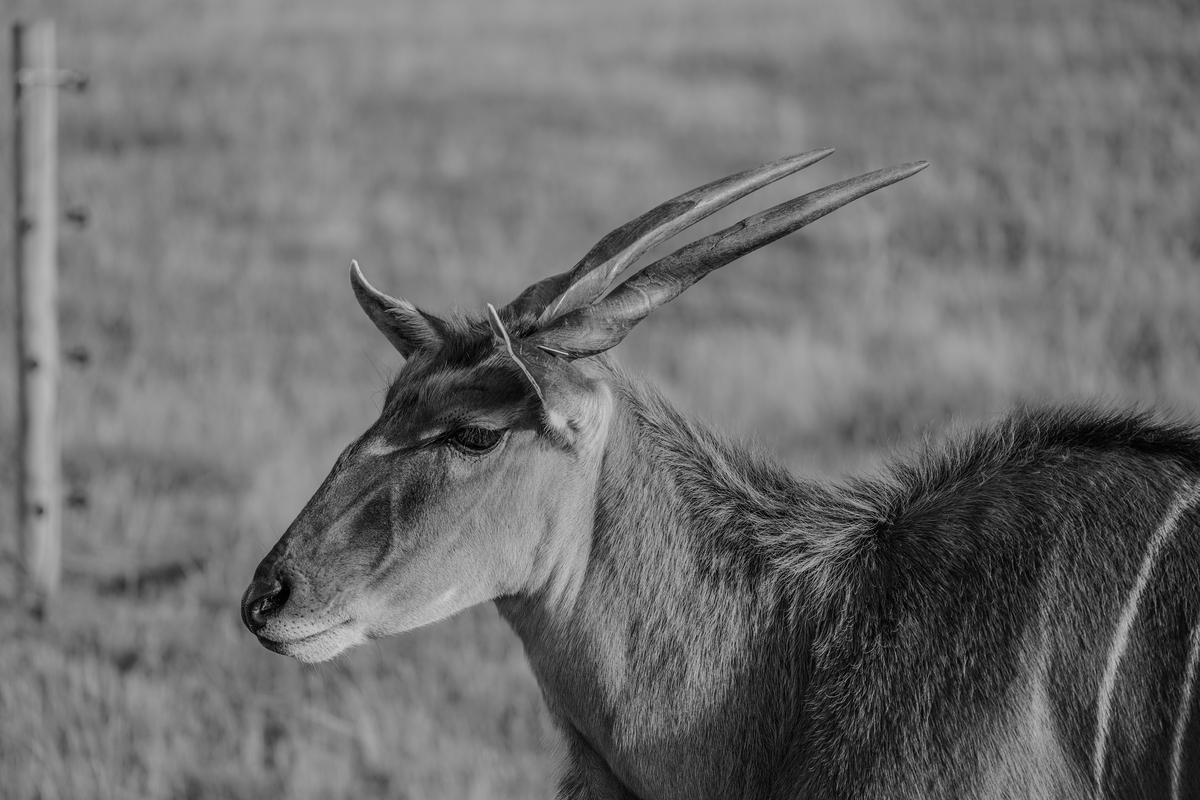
[{"left": 381, "top": 363, "right": 530, "bottom": 430}]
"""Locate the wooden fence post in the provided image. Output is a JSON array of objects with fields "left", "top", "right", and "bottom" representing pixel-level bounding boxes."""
[{"left": 12, "top": 20, "right": 62, "bottom": 606}]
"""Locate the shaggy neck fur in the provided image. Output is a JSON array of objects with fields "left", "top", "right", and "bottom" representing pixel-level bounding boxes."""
[
  {"left": 497, "top": 358, "right": 1200, "bottom": 798},
  {"left": 498, "top": 362, "right": 834, "bottom": 797}
]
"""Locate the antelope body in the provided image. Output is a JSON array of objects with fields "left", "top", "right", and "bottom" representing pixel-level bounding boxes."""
[{"left": 242, "top": 151, "right": 1200, "bottom": 798}]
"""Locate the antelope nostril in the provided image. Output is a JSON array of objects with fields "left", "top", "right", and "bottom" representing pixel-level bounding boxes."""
[
  {"left": 255, "top": 581, "right": 286, "bottom": 616},
  {"left": 243, "top": 574, "right": 291, "bottom": 631}
]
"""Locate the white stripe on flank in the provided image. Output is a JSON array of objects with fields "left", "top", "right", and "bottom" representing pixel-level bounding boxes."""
[
  {"left": 1171, "top": 619, "right": 1200, "bottom": 800},
  {"left": 1093, "top": 481, "right": 1200, "bottom": 799}
]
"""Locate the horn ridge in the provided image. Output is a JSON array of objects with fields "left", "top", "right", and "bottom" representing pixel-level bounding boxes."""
[
  {"left": 503, "top": 148, "right": 836, "bottom": 328},
  {"left": 526, "top": 160, "right": 929, "bottom": 359}
]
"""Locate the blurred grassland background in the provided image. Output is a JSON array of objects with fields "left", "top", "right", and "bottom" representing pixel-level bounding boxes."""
[{"left": 0, "top": 0, "right": 1197, "bottom": 796}]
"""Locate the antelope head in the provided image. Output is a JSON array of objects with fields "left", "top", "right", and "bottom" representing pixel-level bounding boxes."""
[{"left": 241, "top": 151, "right": 926, "bottom": 663}]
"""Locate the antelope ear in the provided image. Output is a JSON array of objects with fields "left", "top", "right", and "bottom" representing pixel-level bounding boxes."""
[{"left": 350, "top": 261, "right": 443, "bottom": 358}]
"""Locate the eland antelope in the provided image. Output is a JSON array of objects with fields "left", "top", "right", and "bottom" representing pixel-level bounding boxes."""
[{"left": 242, "top": 150, "right": 1200, "bottom": 798}]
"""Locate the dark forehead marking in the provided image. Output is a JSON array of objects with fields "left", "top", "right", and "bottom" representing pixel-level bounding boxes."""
[
  {"left": 382, "top": 317, "right": 492, "bottom": 403},
  {"left": 382, "top": 354, "right": 531, "bottom": 436},
  {"left": 438, "top": 321, "right": 497, "bottom": 367},
  {"left": 374, "top": 311, "right": 538, "bottom": 438}
]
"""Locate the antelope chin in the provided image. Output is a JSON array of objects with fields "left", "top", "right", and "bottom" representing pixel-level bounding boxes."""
[{"left": 258, "top": 619, "right": 365, "bottom": 664}]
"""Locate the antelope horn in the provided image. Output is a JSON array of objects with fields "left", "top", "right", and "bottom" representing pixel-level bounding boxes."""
[
  {"left": 503, "top": 148, "right": 836, "bottom": 328},
  {"left": 527, "top": 160, "right": 929, "bottom": 359}
]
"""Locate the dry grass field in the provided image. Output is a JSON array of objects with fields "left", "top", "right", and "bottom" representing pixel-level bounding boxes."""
[{"left": 0, "top": 0, "right": 1197, "bottom": 796}]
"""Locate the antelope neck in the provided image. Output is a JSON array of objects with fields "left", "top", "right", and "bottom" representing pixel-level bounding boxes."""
[{"left": 497, "top": 371, "right": 813, "bottom": 796}]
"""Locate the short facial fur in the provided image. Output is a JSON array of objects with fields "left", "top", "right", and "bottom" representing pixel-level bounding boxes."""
[{"left": 243, "top": 316, "right": 614, "bottom": 663}]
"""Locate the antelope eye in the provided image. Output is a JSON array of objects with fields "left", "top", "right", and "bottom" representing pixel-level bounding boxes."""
[{"left": 447, "top": 426, "right": 506, "bottom": 455}]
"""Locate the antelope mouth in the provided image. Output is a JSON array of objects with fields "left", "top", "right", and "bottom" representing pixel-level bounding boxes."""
[{"left": 255, "top": 618, "right": 361, "bottom": 663}]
